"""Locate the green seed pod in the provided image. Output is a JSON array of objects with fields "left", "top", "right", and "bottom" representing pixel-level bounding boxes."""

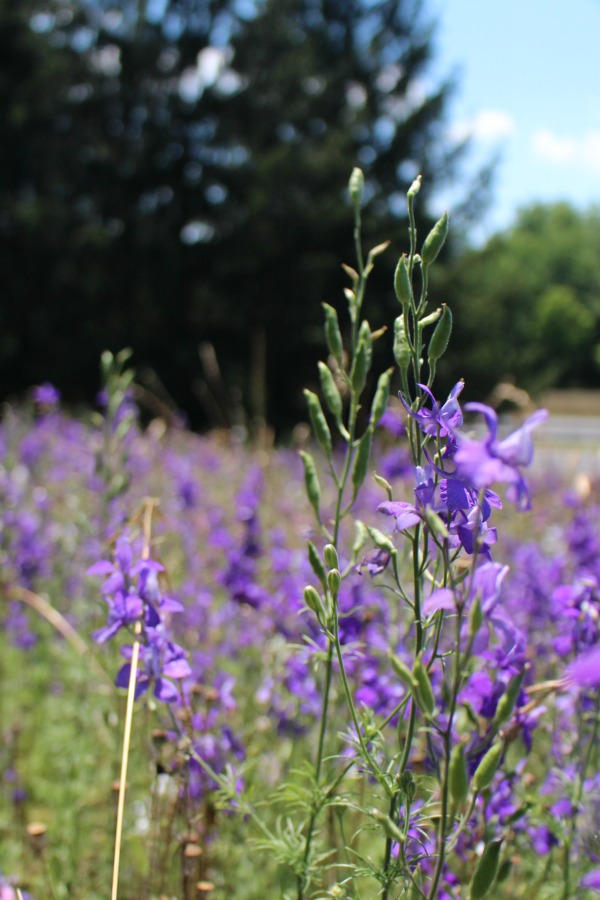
[
  {"left": 419, "top": 308, "right": 442, "bottom": 329},
  {"left": 413, "top": 654, "right": 436, "bottom": 717},
  {"left": 304, "top": 389, "right": 332, "bottom": 458},
  {"left": 351, "top": 427, "right": 373, "bottom": 499},
  {"left": 394, "top": 255, "right": 412, "bottom": 309},
  {"left": 352, "top": 520, "right": 369, "bottom": 557},
  {"left": 304, "top": 585, "right": 324, "bottom": 617},
  {"left": 327, "top": 568, "right": 341, "bottom": 598},
  {"left": 307, "top": 540, "right": 328, "bottom": 591},
  {"left": 421, "top": 212, "right": 448, "bottom": 269},
  {"left": 427, "top": 304, "right": 453, "bottom": 363},
  {"left": 469, "top": 594, "right": 483, "bottom": 641},
  {"left": 472, "top": 742, "right": 503, "bottom": 792},
  {"left": 398, "top": 770, "right": 416, "bottom": 802},
  {"left": 317, "top": 361, "right": 343, "bottom": 422},
  {"left": 351, "top": 322, "right": 372, "bottom": 395},
  {"left": 496, "top": 858, "right": 512, "bottom": 884},
  {"left": 349, "top": 167, "right": 365, "bottom": 208},
  {"left": 393, "top": 315, "right": 412, "bottom": 374},
  {"left": 370, "top": 808, "right": 405, "bottom": 844},
  {"left": 366, "top": 526, "right": 396, "bottom": 554},
  {"left": 449, "top": 743, "right": 469, "bottom": 805},
  {"left": 323, "top": 543, "right": 339, "bottom": 571},
  {"left": 389, "top": 653, "right": 418, "bottom": 691},
  {"left": 493, "top": 667, "right": 526, "bottom": 728},
  {"left": 373, "top": 473, "right": 393, "bottom": 499},
  {"left": 322, "top": 303, "right": 344, "bottom": 366},
  {"left": 299, "top": 450, "right": 321, "bottom": 522},
  {"left": 469, "top": 839, "right": 503, "bottom": 899},
  {"left": 370, "top": 368, "right": 393, "bottom": 426},
  {"left": 408, "top": 175, "right": 422, "bottom": 198},
  {"left": 423, "top": 506, "right": 450, "bottom": 540}
]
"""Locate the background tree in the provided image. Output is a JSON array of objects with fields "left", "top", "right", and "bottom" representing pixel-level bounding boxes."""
[
  {"left": 441, "top": 202, "right": 600, "bottom": 400},
  {"left": 0, "top": 0, "right": 482, "bottom": 429}
]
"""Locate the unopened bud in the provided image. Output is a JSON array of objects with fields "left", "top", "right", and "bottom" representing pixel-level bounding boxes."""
[
  {"left": 323, "top": 544, "right": 339, "bottom": 571},
  {"left": 349, "top": 167, "right": 365, "bottom": 208}
]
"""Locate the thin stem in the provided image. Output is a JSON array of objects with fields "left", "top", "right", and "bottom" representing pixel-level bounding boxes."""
[
  {"left": 298, "top": 640, "right": 335, "bottom": 899},
  {"left": 110, "top": 498, "right": 156, "bottom": 900},
  {"left": 110, "top": 634, "right": 141, "bottom": 900}
]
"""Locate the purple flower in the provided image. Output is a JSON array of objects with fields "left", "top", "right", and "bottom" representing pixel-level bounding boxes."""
[
  {"left": 581, "top": 868, "right": 600, "bottom": 890},
  {"left": 564, "top": 646, "right": 600, "bottom": 689},
  {"left": 33, "top": 382, "right": 60, "bottom": 407},
  {"left": 400, "top": 381, "right": 464, "bottom": 440},
  {"left": 454, "top": 405, "right": 548, "bottom": 510}
]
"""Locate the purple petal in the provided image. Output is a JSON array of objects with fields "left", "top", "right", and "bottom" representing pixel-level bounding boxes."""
[
  {"left": 564, "top": 646, "right": 600, "bottom": 689},
  {"left": 86, "top": 560, "right": 116, "bottom": 576},
  {"left": 580, "top": 867, "right": 600, "bottom": 889},
  {"left": 422, "top": 588, "right": 455, "bottom": 615}
]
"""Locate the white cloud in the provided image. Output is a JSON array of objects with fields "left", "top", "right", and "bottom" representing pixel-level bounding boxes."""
[
  {"left": 532, "top": 129, "right": 600, "bottom": 173},
  {"left": 450, "top": 109, "right": 516, "bottom": 144}
]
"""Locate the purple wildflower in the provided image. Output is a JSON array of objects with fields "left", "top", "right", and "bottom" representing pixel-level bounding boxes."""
[
  {"left": 33, "top": 382, "right": 60, "bottom": 408},
  {"left": 400, "top": 380, "right": 464, "bottom": 439},
  {"left": 564, "top": 646, "right": 600, "bottom": 690},
  {"left": 454, "top": 405, "right": 548, "bottom": 510},
  {"left": 581, "top": 868, "right": 600, "bottom": 890}
]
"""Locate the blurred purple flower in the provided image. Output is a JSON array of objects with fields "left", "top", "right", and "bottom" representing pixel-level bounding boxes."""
[
  {"left": 581, "top": 868, "right": 600, "bottom": 890},
  {"left": 564, "top": 646, "right": 600, "bottom": 690},
  {"left": 454, "top": 405, "right": 548, "bottom": 510},
  {"left": 33, "top": 382, "right": 60, "bottom": 407}
]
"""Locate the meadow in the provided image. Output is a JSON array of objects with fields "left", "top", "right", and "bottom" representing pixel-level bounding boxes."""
[{"left": 1, "top": 173, "right": 600, "bottom": 900}]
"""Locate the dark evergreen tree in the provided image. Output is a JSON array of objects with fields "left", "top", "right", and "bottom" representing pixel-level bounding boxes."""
[{"left": 0, "top": 0, "right": 484, "bottom": 428}]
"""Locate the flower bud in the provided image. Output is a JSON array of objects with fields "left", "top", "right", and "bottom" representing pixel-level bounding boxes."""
[
  {"left": 408, "top": 175, "right": 422, "bottom": 197},
  {"left": 348, "top": 167, "right": 365, "bottom": 208},
  {"left": 373, "top": 473, "right": 393, "bottom": 499},
  {"left": 323, "top": 544, "right": 339, "bottom": 571},
  {"left": 327, "top": 568, "right": 341, "bottom": 598},
  {"left": 304, "top": 585, "right": 325, "bottom": 617}
]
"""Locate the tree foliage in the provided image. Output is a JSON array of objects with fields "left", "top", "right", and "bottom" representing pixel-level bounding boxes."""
[
  {"left": 1, "top": 0, "right": 476, "bottom": 428},
  {"left": 442, "top": 202, "right": 600, "bottom": 399}
]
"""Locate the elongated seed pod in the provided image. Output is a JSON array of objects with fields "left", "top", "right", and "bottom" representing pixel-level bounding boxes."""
[
  {"left": 449, "top": 743, "right": 469, "bottom": 805},
  {"left": 472, "top": 742, "right": 503, "bottom": 791},
  {"left": 421, "top": 212, "right": 448, "bottom": 268},
  {"left": 469, "top": 839, "right": 502, "bottom": 899},
  {"left": 427, "top": 303, "right": 453, "bottom": 362}
]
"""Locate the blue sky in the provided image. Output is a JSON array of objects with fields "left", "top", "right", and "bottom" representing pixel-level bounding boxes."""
[{"left": 430, "top": 0, "right": 600, "bottom": 241}]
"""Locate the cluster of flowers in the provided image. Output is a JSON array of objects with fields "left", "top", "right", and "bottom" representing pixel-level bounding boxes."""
[
  {"left": 5, "top": 377, "right": 600, "bottom": 895},
  {"left": 87, "top": 534, "right": 191, "bottom": 702}
]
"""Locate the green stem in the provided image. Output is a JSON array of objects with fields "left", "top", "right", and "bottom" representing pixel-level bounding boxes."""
[{"left": 297, "top": 640, "right": 335, "bottom": 898}]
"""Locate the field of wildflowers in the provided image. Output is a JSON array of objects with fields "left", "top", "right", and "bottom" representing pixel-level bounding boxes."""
[{"left": 1, "top": 173, "right": 600, "bottom": 899}]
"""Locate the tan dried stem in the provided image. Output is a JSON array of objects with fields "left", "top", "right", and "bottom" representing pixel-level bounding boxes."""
[{"left": 110, "top": 498, "right": 158, "bottom": 900}]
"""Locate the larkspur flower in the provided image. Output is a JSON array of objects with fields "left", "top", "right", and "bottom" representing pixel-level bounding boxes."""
[{"left": 454, "top": 404, "right": 548, "bottom": 510}]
